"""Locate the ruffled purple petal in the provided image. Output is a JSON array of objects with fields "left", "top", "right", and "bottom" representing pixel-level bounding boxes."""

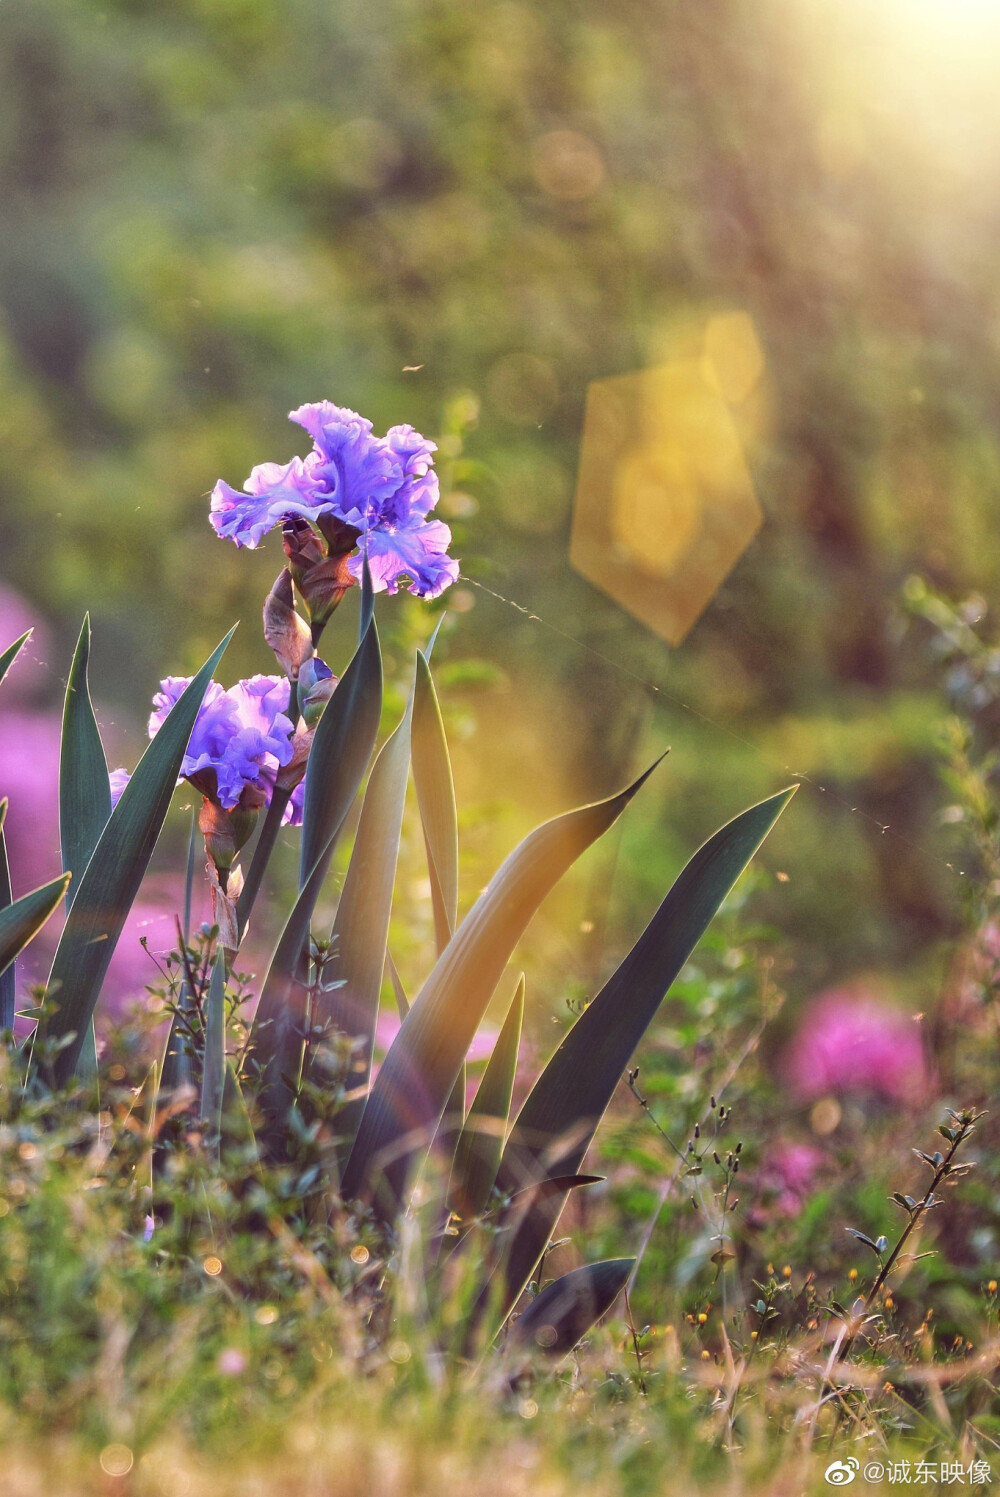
[
  {"left": 148, "top": 674, "right": 296, "bottom": 812},
  {"left": 289, "top": 400, "right": 373, "bottom": 447},
  {"left": 282, "top": 778, "right": 306, "bottom": 827},
  {"left": 209, "top": 403, "right": 457, "bottom": 597},
  {"left": 209, "top": 457, "right": 325, "bottom": 550},
  {"left": 347, "top": 516, "right": 459, "bottom": 599},
  {"left": 289, "top": 402, "right": 402, "bottom": 525},
  {"left": 383, "top": 424, "right": 440, "bottom": 517},
  {"left": 384, "top": 423, "right": 437, "bottom": 476}
]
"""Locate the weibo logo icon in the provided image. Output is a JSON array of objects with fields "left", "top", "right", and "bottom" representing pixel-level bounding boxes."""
[{"left": 824, "top": 1459, "right": 860, "bottom": 1486}]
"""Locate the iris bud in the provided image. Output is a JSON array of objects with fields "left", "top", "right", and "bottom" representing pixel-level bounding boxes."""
[{"left": 263, "top": 568, "right": 313, "bottom": 680}]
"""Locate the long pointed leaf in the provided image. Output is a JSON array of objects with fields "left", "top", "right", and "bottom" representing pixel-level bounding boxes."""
[
  {"left": 201, "top": 950, "right": 226, "bottom": 1159},
  {"left": 313, "top": 693, "right": 413, "bottom": 1095},
  {"left": 249, "top": 623, "right": 383, "bottom": 1154},
  {"left": 341, "top": 758, "right": 663, "bottom": 1218},
  {"left": 160, "top": 813, "right": 201, "bottom": 1098},
  {"left": 298, "top": 617, "right": 382, "bottom": 893},
  {"left": 450, "top": 975, "right": 524, "bottom": 1221},
  {"left": 0, "top": 870, "right": 71, "bottom": 982},
  {"left": 386, "top": 950, "right": 409, "bottom": 1020},
  {"left": 38, "top": 628, "right": 236, "bottom": 1086},
  {"left": 492, "top": 787, "right": 795, "bottom": 1323},
  {"left": 249, "top": 835, "right": 337, "bottom": 1155},
  {"left": 0, "top": 631, "right": 32, "bottom": 693},
  {"left": 412, "top": 647, "right": 464, "bottom": 1149},
  {"left": 60, "top": 616, "right": 110, "bottom": 1078},
  {"left": 0, "top": 806, "right": 13, "bottom": 1030},
  {"left": 505, "top": 1258, "right": 634, "bottom": 1359},
  {"left": 412, "top": 650, "right": 458, "bottom": 953},
  {"left": 0, "top": 640, "right": 38, "bottom": 1029},
  {"left": 60, "top": 616, "right": 112, "bottom": 909},
  {"left": 358, "top": 549, "right": 374, "bottom": 643}
]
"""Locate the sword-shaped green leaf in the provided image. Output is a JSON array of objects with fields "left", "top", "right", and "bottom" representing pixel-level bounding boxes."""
[
  {"left": 159, "top": 811, "right": 200, "bottom": 1097},
  {"left": 0, "top": 867, "right": 70, "bottom": 986},
  {"left": 491, "top": 787, "right": 795, "bottom": 1324},
  {"left": 504, "top": 1258, "right": 634, "bottom": 1360},
  {"left": 59, "top": 617, "right": 111, "bottom": 1078},
  {"left": 0, "top": 802, "right": 14, "bottom": 1031},
  {"left": 412, "top": 650, "right": 458, "bottom": 953},
  {"left": 0, "top": 631, "right": 32, "bottom": 693},
  {"left": 358, "top": 549, "right": 374, "bottom": 643},
  {"left": 297, "top": 616, "right": 382, "bottom": 895},
  {"left": 341, "top": 758, "right": 663, "bottom": 1219},
  {"left": 248, "top": 835, "right": 336, "bottom": 1156},
  {"left": 250, "top": 620, "right": 383, "bottom": 1154},
  {"left": 450, "top": 975, "right": 524, "bottom": 1222},
  {"left": 412, "top": 646, "right": 465, "bottom": 1151},
  {"left": 59, "top": 617, "right": 111, "bottom": 910},
  {"left": 313, "top": 691, "right": 413, "bottom": 1097},
  {"left": 37, "top": 627, "right": 236, "bottom": 1086},
  {"left": 386, "top": 950, "right": 409, "bottom": 1020}
]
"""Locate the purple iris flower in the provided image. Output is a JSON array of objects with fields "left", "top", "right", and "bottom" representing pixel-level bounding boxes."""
[
  {"left": 350, "top": 515, "right": 458, "bottom": 597},
  {"left": 209, "top": 401, "right": 458, "bottom": 599},
  {"left": 210, "top": 457, "right": 324, "bottom": 550},
  {"left": 149, "top": 674, "right": 295, "bottom": 811},
  {"left": 111, "top": 675, "right": 299, "bottom": 814}
]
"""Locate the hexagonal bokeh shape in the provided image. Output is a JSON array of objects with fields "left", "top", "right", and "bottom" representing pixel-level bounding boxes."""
[{"left": 570, "top": 358, "right": 763, "bottom": 644}]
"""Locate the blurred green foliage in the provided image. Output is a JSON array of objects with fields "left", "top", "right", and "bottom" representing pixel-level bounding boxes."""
[{"left": 3, "top": 0, "right": 1000, "bottom": 1010}]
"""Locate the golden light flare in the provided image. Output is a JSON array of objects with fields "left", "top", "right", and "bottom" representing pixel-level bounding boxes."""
[{"left": 570, "top": 317, "right": 765, "bottom": 643}]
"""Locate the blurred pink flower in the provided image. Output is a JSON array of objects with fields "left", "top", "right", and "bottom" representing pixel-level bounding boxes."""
[
  {"left": 783, "top": 985, "right": 929, "bottom": 1105},
  {"left": 752, "top": 1140, "right": 824, "bottom": 1219}
]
